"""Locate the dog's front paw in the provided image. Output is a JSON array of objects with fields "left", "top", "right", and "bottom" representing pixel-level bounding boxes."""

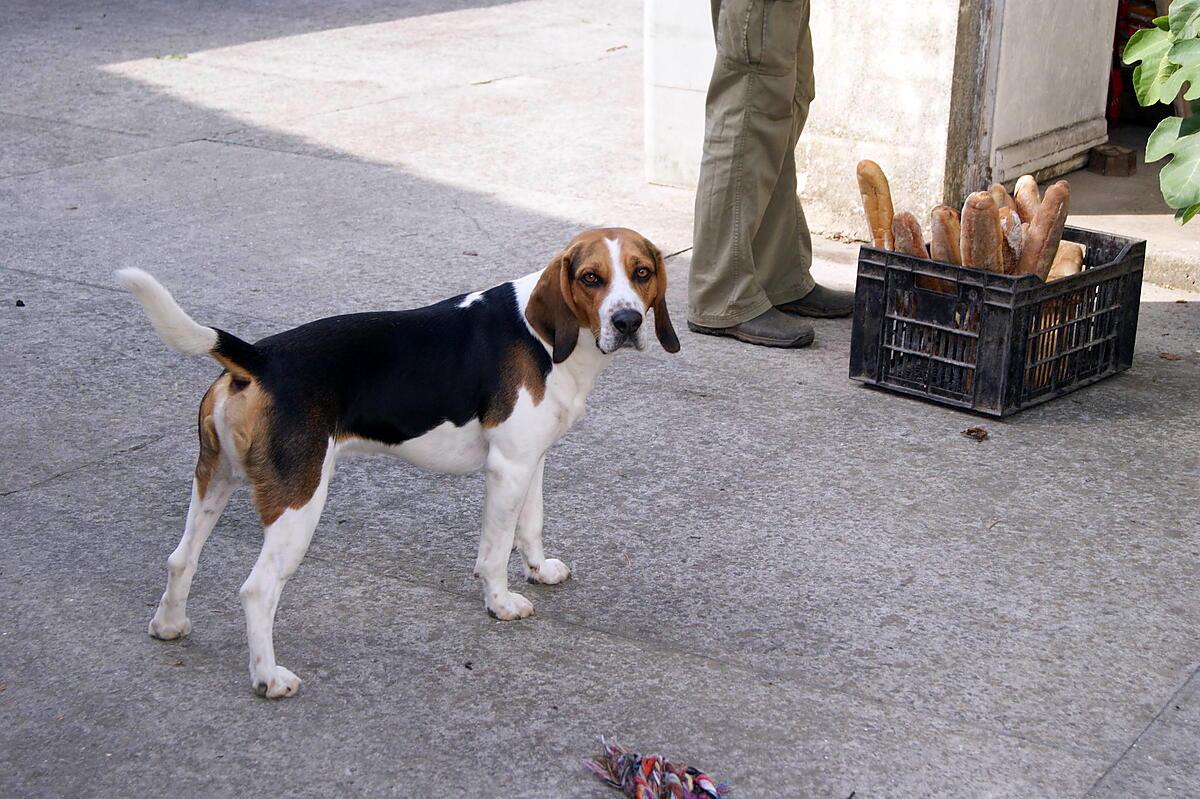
[
  {"left": 486, "top": 591, "right": 534, "bottom": 621},
  {"left": 525, "top": 558, "right": 571, "bottom": 585},
  {"left": 252, "top": 666, "right": 302, "bottom": 699},
  {"left": 148, "top": 613, "right": 191, "bottom": 640}
]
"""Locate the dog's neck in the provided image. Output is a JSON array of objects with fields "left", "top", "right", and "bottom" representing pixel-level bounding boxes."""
[{"left": 555, "top": 329, "right": 614, "bottom": 396}]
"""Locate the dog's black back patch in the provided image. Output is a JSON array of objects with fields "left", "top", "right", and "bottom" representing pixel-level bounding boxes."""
[{"left": 252, "top": 282, "right": 552, "bottom": 456}]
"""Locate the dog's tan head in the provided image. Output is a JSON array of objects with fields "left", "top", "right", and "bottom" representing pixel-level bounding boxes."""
[{"left": 526, "top": 228, "right": 680, "bottom": 363}]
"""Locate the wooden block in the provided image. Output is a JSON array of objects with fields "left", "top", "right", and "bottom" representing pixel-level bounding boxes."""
[{"left": 1087, "top": 144, "right": 1137, "bottom": 177}]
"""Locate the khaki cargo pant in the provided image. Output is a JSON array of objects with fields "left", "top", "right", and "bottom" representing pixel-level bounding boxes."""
[{"left": 688, "top": 0, "right": 816, "bottom": 327}]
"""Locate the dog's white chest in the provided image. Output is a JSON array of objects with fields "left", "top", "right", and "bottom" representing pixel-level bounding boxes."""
[
  {"left": 547, "top": 360, "right": 599, "bottom": 431},
  {"left": 563, "top": 392, "right": 587, "bottom": 428}
]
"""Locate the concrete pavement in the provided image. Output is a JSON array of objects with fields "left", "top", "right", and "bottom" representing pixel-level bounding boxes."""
[{"left": 2, "top": 2, "right": 1199, "bottom": 797}]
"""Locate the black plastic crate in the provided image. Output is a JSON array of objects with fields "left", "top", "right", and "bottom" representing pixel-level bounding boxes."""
[{"left": 849, "top": 226, "right": 1145, "bottom": 416}]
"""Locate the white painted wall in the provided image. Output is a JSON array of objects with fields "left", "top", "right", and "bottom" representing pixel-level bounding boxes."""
[
  {"left": 798, "top": 0, "right": 962, "bottom": 239},
  {"left": 645, "top": 0, "right": 1121, "bottom": 239},
  {"left": 988, "top": 0, "right": 1118, "bottom": 182},
  {"left": 645, "top": 0, "right": 966, "bottom": 240}
]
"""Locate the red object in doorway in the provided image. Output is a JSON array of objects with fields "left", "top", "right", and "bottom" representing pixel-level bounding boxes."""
[{"left": 1107, "top": 66, "right": 1124, "bottom": 124}]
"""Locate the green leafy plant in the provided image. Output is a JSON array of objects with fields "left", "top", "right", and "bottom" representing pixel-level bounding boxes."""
[{"left": 1123, "top": 0, "right": 1200, "bottom": 224}]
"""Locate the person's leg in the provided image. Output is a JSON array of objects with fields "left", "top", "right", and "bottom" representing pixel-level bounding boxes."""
[
  {"left": 753, "top": 0, "right": 816, "bottom": 307},
  {"left": 757, "top": 1, "right": 855, "bottom": 318},
  {"left": 689, "top": 0, "right": 808, "bottom": 331}
]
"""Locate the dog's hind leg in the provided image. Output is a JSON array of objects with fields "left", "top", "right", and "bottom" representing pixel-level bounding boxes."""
[
  {"left": 149, "top": 474, "right": 235, "bottom": 640},
  {"left": 150, "top": 389, "right": 235, "bottom": 640},
  {"left": 515, "top": 457, "right": 570, "bottom": 586},
  {"left": 239, "top": 442, "right": 334, "bottom": 699}
]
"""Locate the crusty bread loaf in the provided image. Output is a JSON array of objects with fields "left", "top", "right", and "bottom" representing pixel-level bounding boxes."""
[
  {"left": 989, "top": 183, "right": 1019, "bottom": 216},
  {"left": 856, "top": 160, "right": 895, "bottom": 249},
  {"left": 999, "top": 207, "right": 1024, "bottom": 274},
  {"left": 930, "top": 206, "right": 962, "bottom": 265},
  {"left": 895, "top": 211, "right": 955, "bottom": 292},
  {"left": 960, "top": 192, "right": 1004, "bottom": 273},
  {"left": 1014, "top": 175, "right": 1041, "bottom": 224},
  {"left": 1017, "top": 180, "right": 1070, "bottom": 281},
  {"left": 891, "top": 212, "right": 927, "bottom": 258},
  {"left": 1048, "top": 241, "right": 1085, "bottom": 281}
]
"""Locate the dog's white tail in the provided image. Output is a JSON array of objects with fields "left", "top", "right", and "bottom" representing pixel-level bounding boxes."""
[{"left": 115, "top": 268, "right": 219, "bottom": 356}]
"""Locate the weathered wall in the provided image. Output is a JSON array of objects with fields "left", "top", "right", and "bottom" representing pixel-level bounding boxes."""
[
  {"left": 797, "top": 0, "right": 963, "bottom": 240},
  {"left": 988, "top": 0, "right": 1118, "bottom": 182},
  {"left": 645, "top": 0, "right": 966, "bottom": 241},
  {"left": 645, "top": 0, "right": 1120, "bottom": 242}
]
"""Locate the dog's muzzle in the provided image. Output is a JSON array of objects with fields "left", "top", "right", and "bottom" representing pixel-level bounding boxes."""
[{"left": 600, "top": 309, "right": 645, "bottom": 353}]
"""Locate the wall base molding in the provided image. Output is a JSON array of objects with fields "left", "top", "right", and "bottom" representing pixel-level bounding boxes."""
[{"left": 992, "top": 118, "right": 1109, "bottom": 185}]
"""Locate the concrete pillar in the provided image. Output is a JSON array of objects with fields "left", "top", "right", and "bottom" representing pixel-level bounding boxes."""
[{"left": 643, "top": 0, "right": 714, "bottom": 191}]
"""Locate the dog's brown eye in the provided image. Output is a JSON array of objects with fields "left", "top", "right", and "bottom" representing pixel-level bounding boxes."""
[
  {"left": 580, "top": 272, "right": 603, "bottom": 287},
  {"left": 633, "top": 266, "right": 652, "bottom": 282}
]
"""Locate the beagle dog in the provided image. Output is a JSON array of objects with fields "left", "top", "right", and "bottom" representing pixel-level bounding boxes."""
[{"left": 117, "top": 227, "right": 679, "bottom": 698}]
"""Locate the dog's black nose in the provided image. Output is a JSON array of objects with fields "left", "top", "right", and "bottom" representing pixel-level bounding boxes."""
[{"left": 611, "top": 309, "right": 643, "bottom": 336}]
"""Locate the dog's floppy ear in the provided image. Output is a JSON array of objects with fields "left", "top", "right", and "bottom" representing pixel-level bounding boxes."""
[
  {"left": 526, "top": 244, "right": 581, "bottom": 363},
  {"left": 645, "top": 239, "right": 680, "bottom": 353}
]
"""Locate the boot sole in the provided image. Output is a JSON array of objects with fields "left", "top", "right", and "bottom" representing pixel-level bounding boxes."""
[{"left": 687, "top": 321, "right": 814, "bottom": 349}]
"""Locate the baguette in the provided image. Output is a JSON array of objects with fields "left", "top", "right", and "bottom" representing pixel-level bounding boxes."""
[
  {"left": 1014, "top": 175, "right": 1041, "bottom": 224},
  {"left": 1017, "top": 180, "right": 1070, "bottom": 281},
  {"left": 891, "top": 211, "right": 927, "bottom": 258},
  {"left": 989, "top": 183, "right": 1018, "bottom": 216},
  {"left": 856, "top": 160, "right": 895, "bottom": 249},
  {"left": 894, "top": 211, "right": 955, "bottom": 293},
  {"left": 1048, "top": 241, "right": 1085, "bottom": 281},
  {"left": 999, "top": 207, "right": 1024, "bottom": 274},
  {"left": 930, "top": 206, "right": 962, "bottom": 265},
  {"left": 960, "top": 192, "right": 1004, "bottom": 273}
]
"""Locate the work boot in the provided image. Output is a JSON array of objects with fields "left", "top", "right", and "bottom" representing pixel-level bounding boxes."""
[
  {"left": 776, "top": 284, "right": 855, "bottom": 318},
  {"left": 687, "top": 307, "right": 814, "bottom": 348}
]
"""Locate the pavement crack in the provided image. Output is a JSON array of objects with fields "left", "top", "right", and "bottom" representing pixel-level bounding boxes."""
[
  {"left": 289, "top": 548, "right": 1104, "bottom": 763},
  {"left": 470, "top": 74, "right": 520, "bottom": 86},
  {"left": 537, "top": 611, "right": 1106, "bottom": 762},
  {"left": 0, "top": 433, "right": 171, "bottom": 497},
  {"left": 0, "top": 264, "right": 292, "bottom": 329},
  {"left": 199, "top": 47, "right": 640, "bottom": 141},
  {"left": 199, "top": 136, "right": 357, "bottom": 167},
  {"left": 1, "top": 264, "right": 147, "bottom": 298},
  {"left": 453, "top": 202, "right": 485, "bottom": 233},
  {"left": 0, "top": 139, "right": 206, "bottom": 182},
  {"left": 468, "top": 47, "right": 635, "bottom": 88},
  {"left": 1081, "top": 660, "right": 1200, "bottom": 797},
  {"left": 0, "top": 110, "right": 160, "bottom": 141}
]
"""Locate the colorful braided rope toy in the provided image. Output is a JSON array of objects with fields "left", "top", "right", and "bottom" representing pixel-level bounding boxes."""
[{"left": 583, "top": 738, "right": 732, "bottom": 799}]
